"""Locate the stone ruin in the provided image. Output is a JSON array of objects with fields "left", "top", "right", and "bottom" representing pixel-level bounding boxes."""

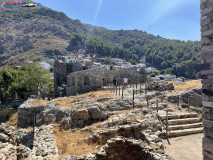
[
  {"left": 201, "top": 0, "right": 213, "bottom": 159},
  {"left": 12, "top": 91, "right": 177, "bottom": 160},
  {"left": 54, "top": 60, "right": 147, "bottom": 97},
  {"left": 147, "top": 81, "right": 174, "bottom": 92}
]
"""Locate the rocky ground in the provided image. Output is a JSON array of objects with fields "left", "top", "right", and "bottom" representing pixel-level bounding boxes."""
[{"left": 0, "top": 81, "right": 203, "bottom": 160}]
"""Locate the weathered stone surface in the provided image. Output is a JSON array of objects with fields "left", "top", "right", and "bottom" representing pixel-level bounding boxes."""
[
  {"left": 88, "top": 106, "right": 101, "bottom": 120},
  {"left": 15, "top": 129, "right": 34, "bottom": 149},
  {"left": 181, "top": 87, "right": 202, "bottom": 106},
  {"left": 72, "top": 109, "right": 90, "bottom": 121},
  {"left": 31, "top": 125, "right": 59, "bottom": 159},
  {"left": 60, "top": 118, "right": 73, "bottom": 130},
  {"left": 0, "top": 142, "right": 16, "bottom": 160},
  {"left": 0, "top": 133, "right": 9, "bottom": 143},
  {"left": 203, "top": 136, "right": 213, "bottom": 155},
  {"left": 201, "top": 5, "right": 213, "bottom": 155},
  {"left": 16, "top": 145, "right": 31, "bottom": 159},
  {"left": 147, "top": 81, "right": 174, "bottom": 92},
  {"left": 167, "top": 95, "right": 179, "bottom": 103}
]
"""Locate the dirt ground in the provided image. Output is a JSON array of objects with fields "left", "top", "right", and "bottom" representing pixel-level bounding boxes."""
[{"left": 163, "top": 133, "right": 203, "bottom": 160}]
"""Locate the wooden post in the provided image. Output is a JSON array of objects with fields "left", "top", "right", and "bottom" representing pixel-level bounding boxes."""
[
  {"left": 166, "top": 109, "right": 169, "bottom": 138},
  {"left": 116, "top": 85, "right": 117, "bottom": 95},
  {"left": 119, "top": 87, "right": 120, "bottom": 96},
  {"left": 133, "top": 90, "right": 135, "bottom": 109},
  {"left": 156, "top": 99, "right": 159, "bottom": 113},
  {"left": 122, "top": 87, "right": 124, "bottom": 99},
  {"left": 145, "top": 83, "right": 147, "bottom": 94},
  {"left": 177, "top": 95, "right": 180, "bottom": 107},
  {"left": 140, "top": 84, "right": 142, "bottom": 95},
  {"left": 136, "top": 82, "right": 138, "bottom": 89},
  {"left": 188, "top": 98, "right": 190, "bottom": 111},
  {"left": 146, "top": 99, "right": 149, "bottom": 112}
]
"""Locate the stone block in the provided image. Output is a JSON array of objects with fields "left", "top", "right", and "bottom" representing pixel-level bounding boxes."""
[
  {"left": 203, "top": 101, "right": 213, "bottom": 107},
  {"left": 202, "top": 6, "right": 213, "bottom": 16},
  {"left": 203, "top": 136, "right": 213, "bottom": 154},
  {"left": 204, "top": 127, "right": 213, "bottom": 138},
  {"left": 202, "top": 17, "right": 212, "bottom": 27},
  {"left": 72, "top": 109, "right": 90, "bottom": 121},
  {"left": 203, "top": 112, "right": 213, "bottom": 120},
  {"left": 203, "top": 29, "right": 213, "bottom": 36}
]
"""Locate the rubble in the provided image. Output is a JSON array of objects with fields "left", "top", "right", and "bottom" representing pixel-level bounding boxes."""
[{"left": 147, "top": 81, "right": 174, "bottom": 92}]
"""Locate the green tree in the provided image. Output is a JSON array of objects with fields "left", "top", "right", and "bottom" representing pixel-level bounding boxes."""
[
  {"left": 33, "top": 55, "right": 46, "bottom": 62},
  {"left": 0, "top": 69, "right": 21, "bottom": 104},
  {"left": 150, "top": 73, "right": 156, "bottom": 77},
  {"left": 21, "top": 63, "right": 54, "bottom": 96},
  {"left": 0, "top": 63, "right": 53, "bottom": 104}
]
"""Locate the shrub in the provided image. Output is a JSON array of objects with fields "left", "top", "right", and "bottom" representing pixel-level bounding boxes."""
[{"left": 0, "top": 106, "right": 16, "bottom": 122}]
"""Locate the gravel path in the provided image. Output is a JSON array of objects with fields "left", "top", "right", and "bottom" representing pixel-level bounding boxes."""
[{"left": 163, "top": 133, "right": 203, "bottom": 160}]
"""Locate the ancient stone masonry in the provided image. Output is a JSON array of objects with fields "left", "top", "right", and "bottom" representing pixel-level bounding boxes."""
[
  {"left": 66, "top": 67, "right": 146, "bottom": 96},
  {"left": 65, "top": 137, "right": 172, "bottom": 160},
  {"left": 31, "top": 125, "right": 59, "bottom": 159},
  {"left": 18, "top": 99, "right": 45, "bottom": 128},
  {"left": 54, "top": 60, "right": 147, "bottom": 96},
  {"left": 54, "top": 60, "right": 93, "bottom": 97},
  {"left": 201, "top": 0, "right": 213, "bottom": 159}
]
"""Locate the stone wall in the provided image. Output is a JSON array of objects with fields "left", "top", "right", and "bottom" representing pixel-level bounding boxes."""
[
  {"left": 54, "top": 60, "right": 92, "bottom": 97},
  {"left": 31, "top": 125, "right": 59, "bottom": 159},
  {"left": 65, "top": 136, "right": 172, "bottom": 160},
  {"left": 17, "top": 99, "right": 45, "bottom": 128},
  {"left": 66, "top": 67, "right": 147, "bottom": 96},
  {"left": 201, "top": 0, "right": 213, "bottom": 159}
]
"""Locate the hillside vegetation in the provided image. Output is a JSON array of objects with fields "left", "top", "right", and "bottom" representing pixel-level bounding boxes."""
[{"left": 0, "top": 4, "right": 201, "bottom": 78}]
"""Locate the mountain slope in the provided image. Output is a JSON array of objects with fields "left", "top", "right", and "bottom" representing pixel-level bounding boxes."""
[{"left": 0, "top": 2, "right": 201, "bottom": 78}]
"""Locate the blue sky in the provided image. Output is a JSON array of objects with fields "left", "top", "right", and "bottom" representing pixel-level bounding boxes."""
[{"left": 35, "top": 0, "right": 201, "bottom": 41}]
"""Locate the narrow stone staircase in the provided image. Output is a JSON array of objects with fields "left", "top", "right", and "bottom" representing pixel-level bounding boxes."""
[{"left": 157, "top": 111, "right": 203, "bottom": 138}]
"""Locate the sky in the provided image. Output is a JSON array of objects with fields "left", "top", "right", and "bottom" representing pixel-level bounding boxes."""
[{"left": 35, "top": 0, "right": 201, "bottom": 41}]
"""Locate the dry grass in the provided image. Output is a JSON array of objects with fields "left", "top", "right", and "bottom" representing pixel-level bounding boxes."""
[
  {"left": 117, "top": 109, "right": 133, "bottom": 115},
  {"left": 174, "top": 80, "right": 201, "bottom": 91},
  {"left": 91, "top": 122, "right": 103, "bottom": 131},
  {"left": 6, "top": 112, "right": 18, "bottom": 128},
  {"left": 35, "top": 91, "right": 116, "bottom": 109},
  {"left": 33, "top": 99, "right": 48, "bottom": 106},
  {"left": 167, "top": 80, "right": 202, "bottom": 95},
  {"left": 126, "top": 115, "right": 137, "bottom": 122},
  {"left": 26, "top": 126, "right": 33, "bottom": 131},
  {"left": 54, "top": 127, "right": 97, "bottom": 156}
]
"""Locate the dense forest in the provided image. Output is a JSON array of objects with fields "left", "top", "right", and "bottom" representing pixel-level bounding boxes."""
[{"left": 67, "top": 33, "right": 201, "bottom": 79}]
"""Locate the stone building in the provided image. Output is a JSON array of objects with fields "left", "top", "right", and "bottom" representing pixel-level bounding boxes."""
[
  {"left": 17, "top": 99, "right": 45, "bottom": 128},
  {"left": 201, "top": 0, "right": 213, "bottom": 159},
  {"left": 54, "top": 60, "right": 147, "bottom": 96},
  {"left": 54, "top": 60, "right": 92, "bottom": 97}
]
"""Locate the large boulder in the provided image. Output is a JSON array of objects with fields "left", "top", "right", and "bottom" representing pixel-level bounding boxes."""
[
  {"left": 60, "top": 119, "right": 73, "bottom": 130},
  {"left": 88, "top": 106, "right": 101, "bottom": 120},
  {"left": 72, "top": 109, "right": 90, "bottom": 121},
  {"left": 181, "top": 87, "right": 202, "bottom": 107},
  {"left": 167, "top": 95, "right": 179, "bottom": 103}
]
